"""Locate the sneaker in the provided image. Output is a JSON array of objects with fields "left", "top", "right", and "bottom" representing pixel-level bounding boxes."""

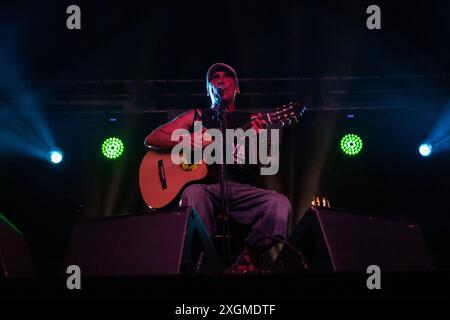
[{"left": 225, "top": 250, "right": 265, "bottom": 274}]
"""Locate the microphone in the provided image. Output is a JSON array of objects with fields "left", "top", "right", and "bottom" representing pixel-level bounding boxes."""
[
  {"left": 215, "top": 87, "right": 225, "bottom": 107},
  {"left": 216, "top": 87, "right": 224, "bottom": 98}
]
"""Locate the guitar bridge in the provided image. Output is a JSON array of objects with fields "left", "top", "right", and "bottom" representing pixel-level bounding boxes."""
[{"left": 157, "top": 160, "right": 167, "bottom": 190}]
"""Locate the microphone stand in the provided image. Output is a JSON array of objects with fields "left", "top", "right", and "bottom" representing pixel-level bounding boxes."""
[{"left": 215, "top": 92, "right": 233, "bottom": 268}]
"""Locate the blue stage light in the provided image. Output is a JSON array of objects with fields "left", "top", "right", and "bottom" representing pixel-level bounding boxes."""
[
  {"left": 48, "top": 148, "right": 63, "bottom": 164},
  {"left": 419, "top": 143, "right": 432, "bottom": 157}
]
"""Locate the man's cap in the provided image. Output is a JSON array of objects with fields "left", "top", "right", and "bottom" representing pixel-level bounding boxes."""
[{"left": 206, "top": 63, "right": 240, "bottom": 95}]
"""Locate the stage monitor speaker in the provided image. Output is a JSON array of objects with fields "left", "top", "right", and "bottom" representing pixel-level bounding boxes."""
[
  {"left": 64, "top": 207, "right": 222, "bottom": 276},
  {"left": 0, "top": 213, "right": 34, "bottom": 277},
  {"left": 273, "top": 206, "right": 435, "bottom": 272}
]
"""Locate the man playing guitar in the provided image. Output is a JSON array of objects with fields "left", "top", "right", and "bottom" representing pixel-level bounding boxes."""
[{"left": 144, "top": 63, "right": 292, "bottom": 273}]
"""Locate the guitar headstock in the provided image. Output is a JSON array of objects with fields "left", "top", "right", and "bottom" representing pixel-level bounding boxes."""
[{"left": 267, "top": 102, "right": 307, "bottom": 127}]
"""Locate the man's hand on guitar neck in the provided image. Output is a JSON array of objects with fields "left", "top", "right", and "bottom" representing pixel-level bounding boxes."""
[{"left": 250, "top": 113, "right": 268, "bottom": 133}]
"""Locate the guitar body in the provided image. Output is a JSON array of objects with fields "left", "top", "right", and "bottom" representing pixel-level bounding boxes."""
[{"left": 139, "top": 149, "right": 208, "bottom": 209}]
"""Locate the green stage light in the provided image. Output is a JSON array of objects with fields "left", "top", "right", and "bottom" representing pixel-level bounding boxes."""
[
  {"left": 340, "top": 134, "right": 363, "bottom": 156},
  {"left": 102, "top": 137, "right": 124, "bottom": 159}
]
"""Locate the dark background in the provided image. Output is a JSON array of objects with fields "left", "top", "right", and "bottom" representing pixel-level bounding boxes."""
[
  {"left": 0, "top": 0, "right": 449, "bottom": 275},
  {"left": 1, "top": 0, "right": 449, "bottom": 79}
]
